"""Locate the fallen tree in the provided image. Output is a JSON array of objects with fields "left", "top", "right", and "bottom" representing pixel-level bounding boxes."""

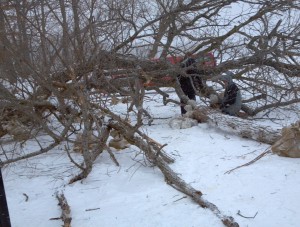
[
  {"left": 106, "top": 113, "right": 239, "bottom": 227},
  {"left": 173, "top": 101, "right": 282, "bottom": 145},
  {"left": 204, "top": 108, "right": 282, "bottom": 145},
  {"left": 1, "top": 1, "right": 300, "bottom": 226}
]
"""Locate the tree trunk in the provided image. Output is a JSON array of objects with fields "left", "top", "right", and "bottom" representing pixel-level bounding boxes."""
[{"left": 194, "top": 107, "right": 281, "bottom": 145}]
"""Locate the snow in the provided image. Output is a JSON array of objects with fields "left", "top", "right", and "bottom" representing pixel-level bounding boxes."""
[{"left": 2, "top": 90, "right": 300, "bottom": 227}]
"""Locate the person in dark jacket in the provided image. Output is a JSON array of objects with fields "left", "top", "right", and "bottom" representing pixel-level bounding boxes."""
[
  {"left": 178, "top": 56, "right": 204, "bottom": 115},
  {"left": 218, "top": 72, "right": 242, "bottom": 116}
]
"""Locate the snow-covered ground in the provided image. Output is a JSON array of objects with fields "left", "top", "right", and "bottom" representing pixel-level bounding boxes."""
[{"left": 2, "top": 90, "right": 300, "bottom": 227}]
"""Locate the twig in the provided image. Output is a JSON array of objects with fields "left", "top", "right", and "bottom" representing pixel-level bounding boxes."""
[
  {"left": 85, "top": 208, "right": 101, "bottom": 212},
  {"left": 155, "top": 143, "right": 168, "bottom": 159},
  {"left": 49, "top": 217, "right": 61, "bottom": 220},
  {"left": 1, "top": 141, "right": 60, "bottom": 166},
  {"left": 173, "top": 196, "right": 188, "bottom": 203},
  {"left": 237, "top": 210, "right": 258, "bottom": 219},
  {"left": 225, "top": 149, "right": 271, "bottom": 174},
  {"left": 22, "top": 193, "right": 29, "bottom": 202},
  {"left": 65, "top": 145, "right": 85, "bottom": 170},
  {"left": 105, "top": 145, "right": 120, "bottom": 166}
]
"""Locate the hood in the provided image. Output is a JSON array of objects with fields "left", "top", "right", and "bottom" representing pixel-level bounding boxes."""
[{"left": 218, "top": 71, "right": 234, "bottom": 84}]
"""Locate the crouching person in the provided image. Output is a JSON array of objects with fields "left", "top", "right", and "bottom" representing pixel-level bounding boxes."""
[{"left": 218, "top": 72, "right": 242, "bottom": 116}]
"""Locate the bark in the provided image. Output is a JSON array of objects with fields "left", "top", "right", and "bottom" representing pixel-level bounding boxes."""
[
  {"left": 59, "top": 0, "right": 71, "bottom": 65},
  {"left": 195, "top": 107, "right": 281, "bottom": 145},
  {"left": 56, "top": 193, "right": 72, "bottom": 227},
  {"left": 71, "top": 0, "right": 84, "bottom": 64},
  {"left": 69, "top": 125, "right": 111, "bottom": 184}
]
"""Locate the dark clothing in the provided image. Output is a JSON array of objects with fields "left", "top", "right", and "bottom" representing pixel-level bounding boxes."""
[
  {"left": 220, "top": 83, "right": 239, "bottom": 109},
  {"left": 218, "top": 73, "right": 242, "bottom": 116},
  {"left": 178, "top": 57, "right": 204, "bottom": 114},
  {"left": 179, "top": 76, "right": 196, "bottom": 114}
]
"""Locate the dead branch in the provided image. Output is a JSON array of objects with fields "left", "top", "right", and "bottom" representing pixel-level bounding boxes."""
[
  {"left": 56, "top": 192, "right": 72, "bottom": 227},
  {"left": 1, "top": 115, "right": 75, "bottom": 167},
  {"left": 65, "top": 144, "right": 85, "bottom": 171},
  {"left": 237, "top": 210, "right": 258, "bottom": 219},
  {"left": 196, "top": 107, "right": 281, "bottom": 145},
  {"left": 85, "top": 208, "right": 100, "bottom": 212},
  {"left": 157, "top": 156, "right": 239, "bottom": 227},
  {"left": 69, "top": 125, "right": 111, "bottom": 184},
  {"left": 22, "top": 193, "right": 29, "bottom": 202},
  {"left": 105, "top": 145, "right": 120, "bottom": 166},
  {"left": 108, "top": 119, "right": 239, "bottom": 227},
  {"left": 224, "top": 150, "right": 272, "bottom": 174},
  {"left": 0, "top": 141, "right": 61, "bottom": 167}
]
